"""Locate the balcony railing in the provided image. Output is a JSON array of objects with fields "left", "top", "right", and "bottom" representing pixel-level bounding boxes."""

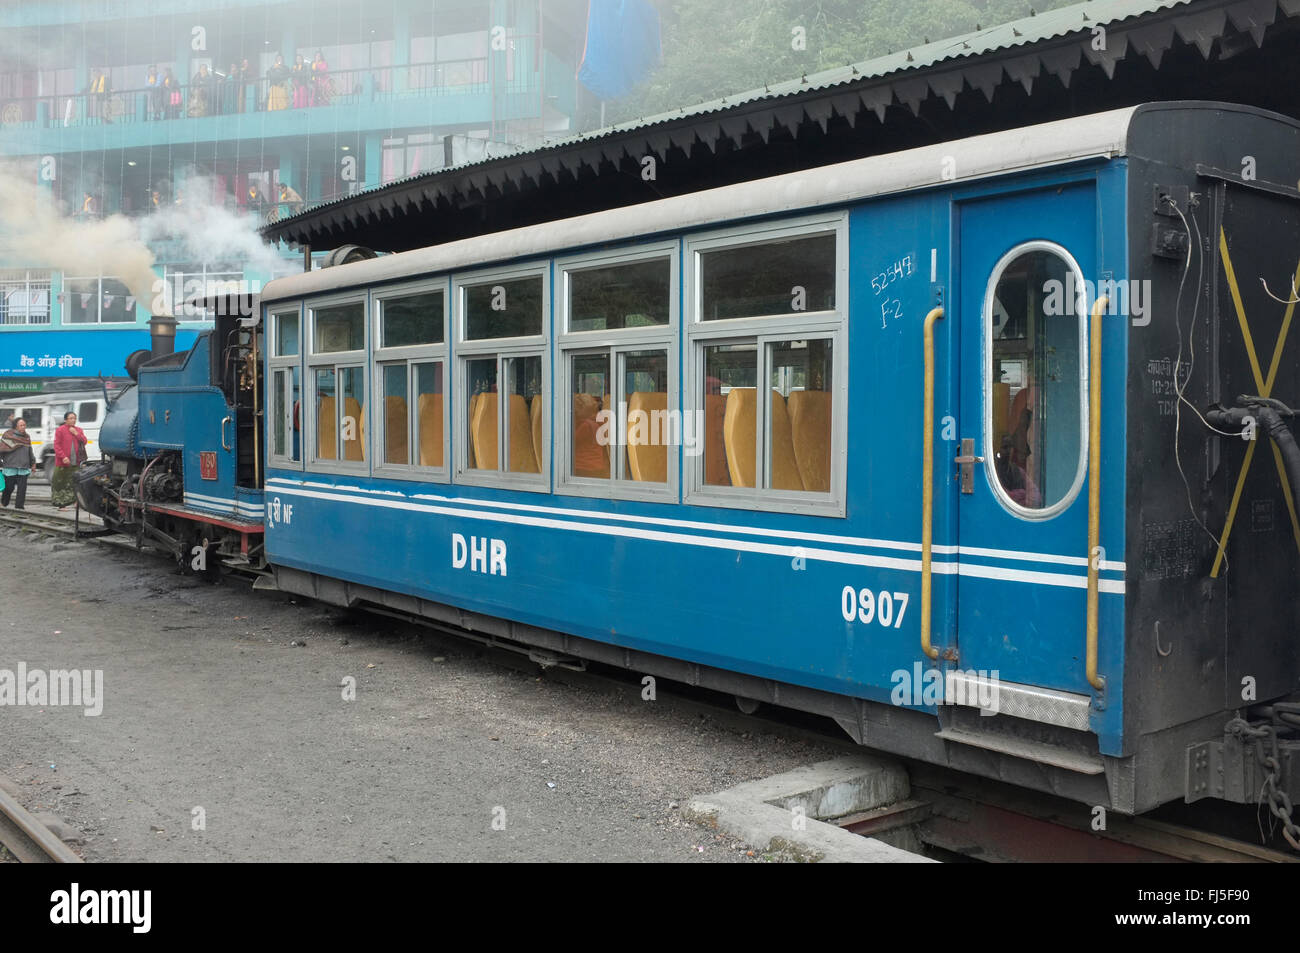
[{"left": 0, "top": 57, "right": 520, "bottom": 129}]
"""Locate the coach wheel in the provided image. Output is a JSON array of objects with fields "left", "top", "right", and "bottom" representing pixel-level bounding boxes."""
[
  {"left": 734, "top": 696, "right": 761, "bottom": 715},
  {"left": 43, "top": 455, "right": 54, "bottom": 483}
]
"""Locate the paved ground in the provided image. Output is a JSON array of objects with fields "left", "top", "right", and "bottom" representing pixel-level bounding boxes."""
[{"left": 0, "top": 514, "right": 842, "bottom": 862}]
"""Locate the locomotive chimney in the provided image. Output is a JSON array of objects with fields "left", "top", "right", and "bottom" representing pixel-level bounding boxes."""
[{"left": 149, "top": 312, "right": 178, "bottom": 358}]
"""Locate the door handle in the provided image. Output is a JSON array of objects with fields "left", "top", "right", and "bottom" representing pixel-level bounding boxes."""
[
  {"left": 955, "top": 438, "right": 983, "bottom": 494},
  {"left": 221, "top": 416, "right": 232, "bottom": 451}
]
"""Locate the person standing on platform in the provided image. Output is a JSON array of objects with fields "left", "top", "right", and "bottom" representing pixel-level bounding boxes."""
[
  {"left": 0, "top": 418, "right": 34, "bottom": 511},
  {"left": 51, "top": 412, "right": 88, "bottom": 510},
  {"left": 163, "top": 68, "right": 181, "bottom": 119},
  {"left": 189, "top": 63, "right": 213, "bottom": 117},
  {"left": 88, "top": 68, "right": 112, "bottom": 123},
  {"left": 221, "top": 63, "right": 241, "bottom": 115},
  {"left": 266, "top": 55, "right": 290, "bottom": 111},
  {"left": 146, "top": 65, "right": 163, "bottom": 120},
  {"left": 278, "top": 182, "right": 304, "bottom": 216},
  {"left": 310, "top": 50, "right": 331, "bottom": 106},
  {"left": 291, "top": 54, "right": 309, "bottom": 108}
]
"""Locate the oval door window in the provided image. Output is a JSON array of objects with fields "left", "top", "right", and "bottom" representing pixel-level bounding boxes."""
[{"left": 984, "top": 242, "right": 1087, "bottom": 518}]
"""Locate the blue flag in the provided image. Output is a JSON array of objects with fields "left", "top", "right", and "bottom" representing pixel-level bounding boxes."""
[{"left": 577, "top": 0, "right": 661, "bottom": 101}]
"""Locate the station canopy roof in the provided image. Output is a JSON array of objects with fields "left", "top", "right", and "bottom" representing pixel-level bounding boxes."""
[{"left": 261, "top": 0, "right": 1300, "bottom": 254}]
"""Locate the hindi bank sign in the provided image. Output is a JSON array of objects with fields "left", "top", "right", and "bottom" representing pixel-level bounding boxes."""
[{"left": 0, "top": 329, "right": 199, "bottom": 378}]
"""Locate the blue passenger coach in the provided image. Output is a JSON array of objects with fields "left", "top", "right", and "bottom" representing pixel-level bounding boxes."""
[{"left": 253, "top": 102, "right": 1300, "bottom": 816}]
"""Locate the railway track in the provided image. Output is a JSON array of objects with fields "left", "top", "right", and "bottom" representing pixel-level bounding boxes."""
[
  {"left": 0, "top": 779, "right": 82, "bottom": 864},
  {"left": 2, "top": 502, "right": 1295, "bottom": 863}
]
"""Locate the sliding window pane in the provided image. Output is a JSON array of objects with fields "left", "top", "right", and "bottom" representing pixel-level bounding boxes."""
[
  {"left": 466, "top": 358, "right": 498, "bottom": 470},
  {"left": 381, "top": 363, "right": 409, "bottom": 465},
  {"left": 704, "top": 343, "right": 756, "bottom": 487},
  {"left": 415, "top": 362, "right": 444, "bottom": 468},
  {"left": 314, "top": 367, "right": 336, "bottom": 460},
  {"left": 339, "top": 366, "right": 365, "bottom": 462},
  {"left": 768, "top": 339, "right": 833, "bottom": 492},
  {"left": 571, "top": 353, "right": 609, "bottom": 479},
  {"left": 623, "top": 350, "right": 669, "bottom": 483},
  {"left": 505, "top": 355, "right": 543, "bottom": 474}
]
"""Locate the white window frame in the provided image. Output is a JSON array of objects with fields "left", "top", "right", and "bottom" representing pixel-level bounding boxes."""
[
  {"left": 370, "top": 277, "right": 451, "bottom": 483},
  {"left": 306, "top": 293, "right": 369, "bottom": 476},
  {"left": 267, "top": 303, "right": 303, "bottom": 471},
  {"left": 453, "top": 263, "right": 550, "bottom": 492},
  {"left": 684, "top": 213, "right": 849, "bottom": 516},
  {"left": 981, "top": 239, "right": 1089, "bottom": 521},
  {"left": 0, "top": 270, "right": 52, "bottom": 326},
  {"left": 62, "top": 275, "right": 139, "bottom": 325},
  {"left": 556, "top": 241, "right": 679, "bottom": 503}
]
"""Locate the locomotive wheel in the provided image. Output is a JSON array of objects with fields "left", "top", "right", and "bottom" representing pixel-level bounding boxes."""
[{"left": 734, "top": 696, "right": 761, "bottom": 715}]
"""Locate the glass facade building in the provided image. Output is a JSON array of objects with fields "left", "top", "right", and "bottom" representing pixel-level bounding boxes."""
[{"left": 0, "top": 0, "right": 583, "bottom": 388}]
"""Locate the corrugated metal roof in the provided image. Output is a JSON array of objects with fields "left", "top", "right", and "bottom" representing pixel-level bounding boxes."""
[{"left": 267, "top": 0, "right": 1295, "bottom": 248}]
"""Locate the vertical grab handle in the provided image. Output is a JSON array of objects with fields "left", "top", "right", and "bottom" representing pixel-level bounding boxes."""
[
  {"left": 921, "top": 307, "right": 945, "bottom": 660},
  {"left": 1086, "top": 296, "right": 1109, "bottom": 691},
  {"left": 221, "top": 415, "right": 232, "bottom": 451}
]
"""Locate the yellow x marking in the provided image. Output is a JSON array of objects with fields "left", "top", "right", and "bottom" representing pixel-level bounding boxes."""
[{"left": 1211, "top": 228, "right": 1300, "bottom": 577}]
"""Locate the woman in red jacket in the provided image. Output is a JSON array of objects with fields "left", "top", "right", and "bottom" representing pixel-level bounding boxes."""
[{"left": 51, "top": 411, "right": 88, "bottom": 509}]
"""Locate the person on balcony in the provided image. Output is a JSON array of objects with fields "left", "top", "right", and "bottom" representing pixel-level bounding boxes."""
[
  {"left": 163, "top": 68, "right": 181, "bottom": 119},
  {"left": 247, "top": 183, "right": 267, "bottom": 215},
  {"left": 87, "top": 68, "right": 112, "bottom": 124},
  {"left": 291, "top": 54, "right": 310, "bottom": 108},
  {"left": 238, "top": 58, "right": 254, "bottom": 111},
  {"left": 311, "top": 50, "right": 331, "bottom": 106},
  {"left": 221, "top": 63, "right": 241, "bottom": 114},
  {"left": 189, "top": 63, "right": 214, "bottom": 117},
  {"left": 278, "top": 182, "right": 305, "bottom": 217},
  {"left": 146, "top": 65, "right": 163, "bottom": 120},
  {"left": 266, "top": 55, "right": 290, "bottom": 111}
]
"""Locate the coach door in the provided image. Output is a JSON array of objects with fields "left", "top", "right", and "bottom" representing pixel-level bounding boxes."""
[{"left": 954, "top": 185, "right": 1098, "bottom": 695}]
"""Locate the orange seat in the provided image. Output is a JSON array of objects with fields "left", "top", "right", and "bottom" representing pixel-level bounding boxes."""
[
  {"left": 768, "top": 391, "right": 803, "bottom": 491},
  {"left": 341, "top": 397, "right": 364, "bottom": 461},
  {"left": 317, "top": 395, "right": 337, "bottom": 460},
  {"left": 787, "top": 390, "right": 831, "bottom": 492},
  {"left": 572, "top": 392, "right": 609, "bottom": 479},
  {"left": 383, "top": 394, "right": 408, "bottom": 465},
  {"left": 417, "top": 392, "right": 443, "bottom": 467},
  {"left": 704, "top": 393, "right": 729, "bottom": 486},
  {"left": 626, "top": 391, "right": 667, "bottom": 482},
  {"left": 531, "top": 394, "right": 544, "bottom": 473},
  {"left": 470, "top": 392, "right": 497, "bottom": 470},
  {"left": 723, "top": 389, "right": 757, "bottom": 487},
  {"left": 508, "top": 393, "right": 538, "bottom": 474}
]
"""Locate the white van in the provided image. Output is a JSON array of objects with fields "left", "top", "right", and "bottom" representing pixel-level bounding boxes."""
[{"left": 0, "top": 391, "right": 105, "bottom": 481}]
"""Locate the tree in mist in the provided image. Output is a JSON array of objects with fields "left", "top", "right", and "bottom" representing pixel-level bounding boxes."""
[{"left": 599, "top": 0, "right": 1082, "bottom": 125}]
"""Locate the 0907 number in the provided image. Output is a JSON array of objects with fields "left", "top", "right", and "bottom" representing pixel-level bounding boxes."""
[{"left": 841, "top": 586, "right": 909, "bottom": 628}]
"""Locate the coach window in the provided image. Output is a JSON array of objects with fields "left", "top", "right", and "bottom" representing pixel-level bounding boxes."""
[
  {"left": 372, "top": 283, "right": 449, "bottom": 482},
  {"left": 686, "top": 215, "right": 847, "bottom": 515},
  {"left": 455, "top": 267, "right": 548, "bottom": 489},
  {"left": 557, "top": 246, "right": 677, "bottom": 500},
  {"left": 984, "top": 242, "right": 1087, "bottom": 518},
  {"left": 307, "top": 298, "right": 368, "bottom": 472},
  {"left": 268, "top": 306, "right": 303, "bottom": 468}
]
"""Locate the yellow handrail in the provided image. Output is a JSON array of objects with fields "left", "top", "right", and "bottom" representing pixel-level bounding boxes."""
[
  {"left": 921, "top": 306, "right": 944, "bottom": 660},
  {"left": 1086, "top": 296, "right": 1109, "bottom": 691}
]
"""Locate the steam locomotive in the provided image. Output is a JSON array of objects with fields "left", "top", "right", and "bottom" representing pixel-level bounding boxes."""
[{"left": 78, "top": 102, "right": 1300, "bottom": 840}]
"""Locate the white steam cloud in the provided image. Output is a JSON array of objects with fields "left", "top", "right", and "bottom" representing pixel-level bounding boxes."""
[
  {"left": 0, "top": 166, "right": 284, "bottom": 317},
  {"left": 0, "top": 167, "right": 162, "bottom": 312}
]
